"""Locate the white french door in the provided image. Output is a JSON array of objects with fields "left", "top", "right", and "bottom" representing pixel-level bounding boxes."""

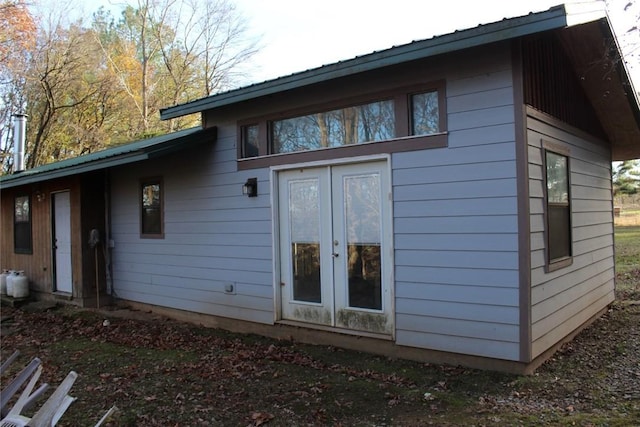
[{"left": 278, "top": 161, "right": 393, "bottom": 335}]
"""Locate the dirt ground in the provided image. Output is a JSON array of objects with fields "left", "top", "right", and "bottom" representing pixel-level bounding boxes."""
[
  {"left": 0, "top": 293, "right": 638, "bottom": 426},
  {"left": 1, "top": 227, "right": 639, "bottom": 426}
]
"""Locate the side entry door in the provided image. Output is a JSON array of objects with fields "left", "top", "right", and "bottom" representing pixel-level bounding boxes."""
[{"left": 53, "top": 191, "right": 73, "bottom": 293}]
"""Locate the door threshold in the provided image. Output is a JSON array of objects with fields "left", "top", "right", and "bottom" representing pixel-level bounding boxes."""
[
  {"left": 52, "top": 292, "right": 73, "bottom": 300},
  {"left": 278, "top": 320, "right": 393, "bottom": 341}
]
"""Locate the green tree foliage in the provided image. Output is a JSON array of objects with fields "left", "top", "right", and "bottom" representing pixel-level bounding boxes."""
[
  {"left": 613, "top": 160, "right": 640, "bottom": 195},
  {"left": 0, "top": 0, "right": 256, "bottom": 173}
]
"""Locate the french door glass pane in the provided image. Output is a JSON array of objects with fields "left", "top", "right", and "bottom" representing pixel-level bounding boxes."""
[
  {"left": 289, "top": 179, "right": 322, "bottom": 303},
  {"left": 344, "top": 174, "right": 382, "bottom": 310}
]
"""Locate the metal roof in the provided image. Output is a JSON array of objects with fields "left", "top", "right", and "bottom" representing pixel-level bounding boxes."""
[
  {"left": 160, "top": 4, "right": 608, "bottom": 120},
  {"left": 159, "top": 3, "right": 639, "bottom": 160},
  {"left": 0, "top": 127, "right": 215, "bottom": 189}
]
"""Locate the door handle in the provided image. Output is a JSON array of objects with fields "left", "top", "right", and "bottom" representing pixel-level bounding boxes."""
[{"left": 332, "top": 252, "right": 339, "bottom": 258}]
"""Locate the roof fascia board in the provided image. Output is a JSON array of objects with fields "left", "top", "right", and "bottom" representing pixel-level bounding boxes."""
[
  {"left": 0, "top": 153, "right": 150, "bottom": 189},
  {"left": 598, "top": 12, "right": 640, "bottom": 126},
  {"left": 564, "top": 1, "right": 606, "bottom": 26},
  {"left": 160, "top": 7, "right": 570, "bottom": 120},
  {"left": 0, "top": 127, "right": 213, "bottom": 189}
]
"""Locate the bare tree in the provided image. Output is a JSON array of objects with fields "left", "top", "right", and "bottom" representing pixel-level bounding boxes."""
[
  {"left": 0, "top": 0, "right": 260, "bottom": 171},
  {"left": 152, "top": 0, "right": 257, "bottom": 131},
  {"left": 198, "top": 0, "right": 257, "bottom": 96},
  {"left": 606, "top": 0, "right": 640, "bottom": 87},
  {"left": 25, "top": 21, "right": 105, "bottom": 167}
]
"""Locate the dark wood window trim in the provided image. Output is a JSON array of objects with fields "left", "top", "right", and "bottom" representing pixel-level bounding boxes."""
[
  {"left": 542, "top": 140, "right": 572, "bottom": 272},
  {"left": 237, "top": 80, "right": 447, "bottom": 170},
  {"left": 14, "top": 194, "right": 32, "bottom": 254},
  {"left": 140, "top": 177, "right": 164, "bottom": 239}
]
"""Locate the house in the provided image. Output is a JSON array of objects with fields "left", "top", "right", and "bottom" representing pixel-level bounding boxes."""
[{"left": 1, "top": 4, "right": 639, "bottom": 373}]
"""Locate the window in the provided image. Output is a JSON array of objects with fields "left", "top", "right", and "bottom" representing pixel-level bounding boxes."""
[
  {"left": 238, "top": 83, "right": 446, "bottom": 169},
  {"left": 272, "top": 100, "right": 395, "bottom": 153},
  {"left": 14, "top": 195, "right": 32, "bottom": 253},
  {"left": 140, "top": 178, "right": 163, "bottom": 238},
  {"left": 411, "top": 91, "right": 439, "bottom": 136},
  {"left": 242, "top": 124, "right": 260, "bottom": 158},
  {"left": 544, "top": 148, "right": 572, "bottom": 269}
]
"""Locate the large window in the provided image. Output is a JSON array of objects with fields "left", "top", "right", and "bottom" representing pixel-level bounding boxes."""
[
  {"left": 140, "top": 178, "right": 163, "bottom": 238},
  {"left": 14, "top": 194, "right": 32, "bottom": 254},
  {"left": 238, "top": 82, "right": 446, "bottom": 168},
  {"left": 544, "top": 148, "right": 572, "bottom": 269},
  {"left": 272, "top": 100, "right": 395, "bottom": 153}
]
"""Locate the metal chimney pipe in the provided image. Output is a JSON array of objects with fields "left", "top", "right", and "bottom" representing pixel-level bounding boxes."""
[{"left": 12, "top": 113, "right": 27, "bottom": 173}]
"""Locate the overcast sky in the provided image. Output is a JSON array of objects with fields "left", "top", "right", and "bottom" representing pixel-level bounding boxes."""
[
  {"left": 231, "top": 0, "right": 639, "bottom": 87},
  {"left": 53, "top": 0, "right": 640, "bottom": 89}
]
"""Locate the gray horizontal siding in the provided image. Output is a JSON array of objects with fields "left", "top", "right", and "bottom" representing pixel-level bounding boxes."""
[
  {"left": 396, "top": 233, "right": 518, "bottom": 252},
  {"left": 527, "top": 114, "right": 615, "bottom": 359},
  {"left": 110, "top": 43, "right": 526, "bottom": 362},
  {"left": 396, "top": 266, "right": 519, "bottom": 288},
  {"left": 114, "top": 288, "right": 274, "bottom": 324},
  {"left": 110, "top": 132, "right": 275, "bottom": 324},
  {"left": 393, "top": 45, "right": 521, "bottom": 361},
  {"left": 395, "top": 215, "right": 518, "bottom": 234},
  {"left": 396, "top": 330, "right": 520, "bottom": 360}
]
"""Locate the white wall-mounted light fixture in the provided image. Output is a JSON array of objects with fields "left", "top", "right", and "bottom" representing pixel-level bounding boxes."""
[{"left": 242, "top": 178, "right": 258, "bottom": 197}]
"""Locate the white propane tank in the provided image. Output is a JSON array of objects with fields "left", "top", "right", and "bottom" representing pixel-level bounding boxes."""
[
  {"left": 12, "top": 271, "right": 29, "bottom": 298},
  {"left": 0, "top": 269, "right": 9, "bottom": 295},
  {"left": 6, "top": 270, "right": 16, "bottom": 297}
]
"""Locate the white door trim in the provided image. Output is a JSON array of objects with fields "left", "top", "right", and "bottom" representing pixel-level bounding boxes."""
[
  {"left": 271, "top": 154, "right": 391, "bottom": 322},
  {"left": 273, "top": 157, "right": 394, "bottom": 336}
]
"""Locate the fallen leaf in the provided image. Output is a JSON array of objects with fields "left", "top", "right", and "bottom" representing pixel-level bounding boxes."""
[{"left": 251, "top": 411, "right": 274, "bottom": 426}]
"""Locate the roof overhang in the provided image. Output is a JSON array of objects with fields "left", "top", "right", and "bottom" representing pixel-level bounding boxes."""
[
  {"left": 556, "top": 17, "right": 640, "bottom": 160},
  {"left": 0, "top": 127, "right": 216, "bottom": 189},
  {"left": 160, "top": 3, "right": 639, "bottom": 160}
]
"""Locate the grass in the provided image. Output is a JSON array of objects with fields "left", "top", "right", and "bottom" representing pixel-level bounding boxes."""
[
  {"left": 614, "top": 225, "right": 640, "bottom": 300},
  {"left": 614, "top": 225, "right": 640, "bottom": 273},
  {"left": 615, "top": 209, "right": 640, "bottom": 226}
]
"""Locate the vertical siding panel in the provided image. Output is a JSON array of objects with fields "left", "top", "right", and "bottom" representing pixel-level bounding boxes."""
[
  {"left": 393, "top": 46, "right": 521, "bottom": 361},
  {"left": 0, "top": 177, "right": 83, "bottom": 296}
]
